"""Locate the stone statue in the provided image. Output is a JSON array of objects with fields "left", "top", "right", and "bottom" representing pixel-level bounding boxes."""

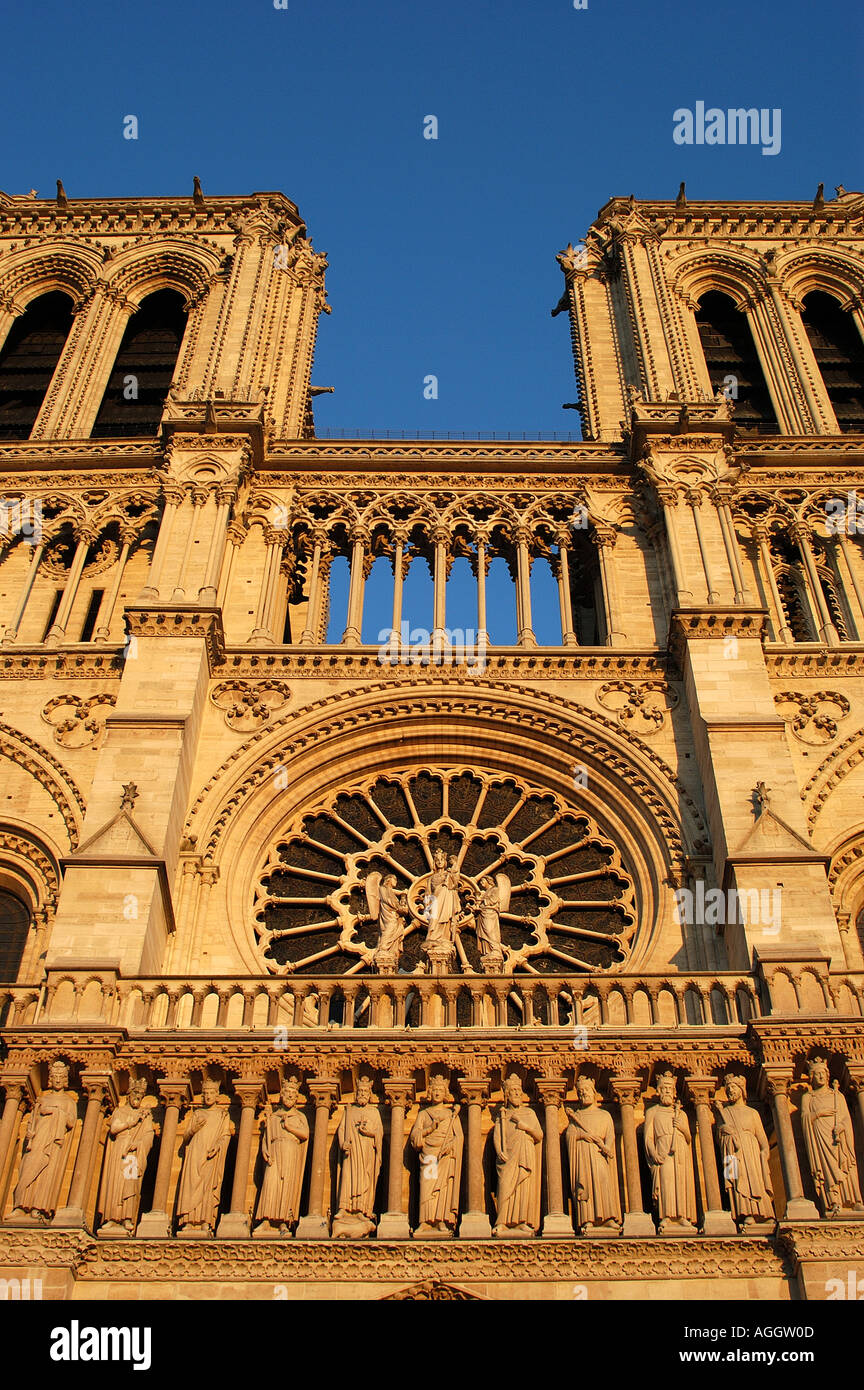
[
  {"left": 176, "top": 1077, "right": 234, "bottom": 1236},
  {"left": 9, "top": 1060, "right": 78, "bottom": 1224},
  {"left": 332, "top": 1075, "right": 383, "bottom": 1238},
  {"left": 492, "top": 1074, "right": 543, "bottom": 1237},
  {"left": 473, "top": 874, "right": 508, "bottom": 973},
  {"left": 715, "top": 1072, "right": 774, "bottom": 1228},
  {"left": 642, "top": 1071, "right": 697, "bottom": 1233},
  {"left": 409, "top": 1074, "right": 463, "bottom": 1238},
  {"left": 423, "top": 850, "right": 462, "bottom": 969},
  {"left": 565, "top": 1075, "right": 621, "bottom": 1234},
  {"left": 97, "top": 1077, "right": 157, "bottom": 1236},
  {"left": 254, "top": 1075, "right": 309, "bottom": 1236},
  {"left": 800, "top": 1057, "right": 863, "bottom": 1217},
  {"left": 366, "top": 871, "right": 408, "bottom": 973}
]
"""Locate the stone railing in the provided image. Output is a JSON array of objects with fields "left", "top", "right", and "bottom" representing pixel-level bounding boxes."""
[{"left": 3, "top": 964, "right": 863, "bottom": 1031}]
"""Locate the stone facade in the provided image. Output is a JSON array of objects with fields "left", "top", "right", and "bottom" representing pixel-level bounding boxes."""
[{"left": 0, "top": 184, "right": 863, "bottom": 1299}]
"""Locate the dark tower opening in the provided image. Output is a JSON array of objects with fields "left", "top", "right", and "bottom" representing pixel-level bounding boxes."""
[
  {"left": 695, "top": 290, "right": 778, "bottom": 434},
  {"left": 800, "top": 291, "right": 864, "bottom": 432},
  {"left": 0, "top": 291, "right": 75, "bottom": 440},
  {"left": 0, "top": 889, "right": 30, "bottom": 982},
  {"left": 91, "top": 288, "right": 187, "bottom": 437}
]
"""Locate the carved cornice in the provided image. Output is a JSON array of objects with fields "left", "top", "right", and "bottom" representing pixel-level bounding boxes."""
[
  {"left": 62, "top": 1234, "right": 785, "bottom": 1285},
  {"left": 668, "top": 607, "right": 768, "bottom": 665},
  {"left": 0, "top": 650, "right": 124, "bottom": 680},
  {"left": 216, "top": 648, "right": 671, "bottom": 681},
  {"left": 125, "top": 606, "right": 225, "bottom": 671}
]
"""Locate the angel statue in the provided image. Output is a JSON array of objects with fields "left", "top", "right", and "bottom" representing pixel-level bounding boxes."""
[
  {"left": 472, "top": 874, "right": 510, "bottom": 973},
  {"left": 365, "top": 872, "right": 409, "bottom": 974}
]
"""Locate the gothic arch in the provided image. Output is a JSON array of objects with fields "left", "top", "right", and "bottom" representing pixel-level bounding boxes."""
[
  {"left": 0, "top": 721, "right": 85, "bottom": 849},
  {"left": 779, "top": 252, "right": 864, "bottom": 312},
  {"left": 0, "top": 242, "right": 103, "bottom": 315},
  {"left": 827, "top": 824, "right": 864, "bottom": 938},
  {"left": 669, "top": 251, "right": 767, "bottom": 311},
  {"left": 106, "top": 238, "right": 222, "bottom": 308},
  {"left": 184, "top": 681, "right": 708, "bottom": 975}
]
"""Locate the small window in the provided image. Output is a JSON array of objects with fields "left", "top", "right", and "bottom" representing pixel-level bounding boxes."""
[
  {"left": 79, "top": 589, "right": 104, "bottom": 642},
  {"left": 800, "top": 291, "right": 864, "bottom": 432}
]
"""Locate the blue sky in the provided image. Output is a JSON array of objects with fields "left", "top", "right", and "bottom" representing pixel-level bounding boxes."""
[{"left": 2, "top": 0, "right": 861, "bottom": 438}]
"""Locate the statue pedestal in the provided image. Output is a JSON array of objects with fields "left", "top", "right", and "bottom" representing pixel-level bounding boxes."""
[
  {"left": 295, "top": 1214, "right": 330, "bottom": 1239},
  {"left": 701, "top": 1209, "right": 737, "bottom": 1236},
  {"left": 541, "top": 1213, "right": 575, "bottom": 1239},
  {"left": 136, "top": 1210, "right": 171, "bottom": 1238},
  {"left": 52, "top": 1206, "right": 86, "bottom": 1229},
  {"left": 376, "top": 1211, "right": 411, "bottom": 1240},
  {"left": 622, "top": 1210, "right": 656, "bottom": 1237},
  {"left": 458, "top": 1211, "right": 492, "bottom": 1239},
  {"left": 783, "top": 1196, "right": 821, "bottom": 1221},
  {"left": 217, "top": 1212, "right": 251, "bottom": 1239}
]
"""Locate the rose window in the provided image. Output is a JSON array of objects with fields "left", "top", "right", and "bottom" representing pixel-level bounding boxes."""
[{"left": 254, "top": 768, "right": 636, "bottom": 975}]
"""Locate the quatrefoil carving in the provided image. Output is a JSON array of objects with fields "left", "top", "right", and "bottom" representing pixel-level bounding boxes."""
[
  {"left": 211, "top": 680, "right": 291, "bottom": 731},
  {"left": 595, "top": 680, "right": 678, "bottom": 736},
  {"left": 41, "top": 693, "right": 117, "bottom": 749},
  {"left": 773, "top": 690, "right": 850, "bottom": 746}
]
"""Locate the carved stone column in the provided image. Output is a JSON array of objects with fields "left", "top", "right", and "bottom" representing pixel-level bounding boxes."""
[
  {"left": 752, "top": 524, "right": 793, "bottom": 643},
  {"left": 389, "top": 531, "right": 407, "bottom": 651},
  {"left": 535, "top": 1079, "right": 572, "bottom": 1237},
  {"left": 171, "top": 487, "right": 209, "bottom": 601},
  {"left": 833, "top": 533, "right": 864, "bottom": 639},
  {"left": 688, "top": 493, "right": 720, "bottom": 604},
  {"left": 793, "top": 523, "right": 840, "bottom": 645},
  {"left": 432, "top": 527, "right": 448, "bottom": 648},
  {"left": 609, "top": 1078, "right": 655, "bottom": 1235},
  {"left": 198, "top": 483, "right": 235, "bottom": 604},
  {"left": 137, "top": 1078, "right": 191, "bottom": 1237},
  {"left": 45, "top": 527, "right": 94, "bottom": 645},
  {"left": 762, "top": 1072, "right": 819, "bottom": 1220},
  {"left": 54, "top": 1072, "right": 116, "bottom": 1228},
  {"left": 686, "top": 1077, "right": 736, "bottom": 1235},
  {"left": 341, "top": 531, "right": 368, "bottom": 643},
  {"left": 657, "top": 488, "right": 693, "bottom": 603},
  {"left": 475, "top": 537, "right": 490, "bottom": 647},
  {"left": 515, "top": 528, "right": 537, "bottom": 647},
  {"left": 296, "top": 1079, "right": 339, "bottom": 1238},
  {"left": 300, "top": 529, "right": 327, "bottom": 644},
  {"left": 94, "top": 527, "right": 135, "bottom": 640},
  {"left": 248, "top": 527, "right": 284, "bottom": 644},
  {"left": 1, "top": 540, "right": 45, "bottom": 644},
  {"left": 217, "top": 1081, "right": 263, "bottom": 1238},
  {"left": 713, "top": 490, "right": 748, "bottom": 604},
  {"left": 458, "top": 1079, "right": 491, "bottom": 1238},
  {"left": 0, "top": 1076, "right": 32, "bottom": 1209},
  {"left": 139, "top": 484, "right": 184, "bottom": 600},
  {"left": 594, "top": 525, "right": 626, "bottom": 645},
  {"left": 377, "top": 1078, "right": 414, "bottom": 1239},
  {"left": 554, "top": 530, "right": 578, "bottom": 646}
]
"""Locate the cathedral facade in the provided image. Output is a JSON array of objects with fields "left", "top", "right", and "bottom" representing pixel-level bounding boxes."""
[{"left": 0, "top": 184, "right": 862, "bottom": 1299}]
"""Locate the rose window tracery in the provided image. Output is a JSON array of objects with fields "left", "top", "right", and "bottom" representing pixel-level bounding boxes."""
[{"left": 254, "top": 768, "right": 636, "bottom": 976}]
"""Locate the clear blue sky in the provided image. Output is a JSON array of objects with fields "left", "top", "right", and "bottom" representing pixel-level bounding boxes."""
[{"left": 2, "top": 0, "right": 861, "bottom": 438}]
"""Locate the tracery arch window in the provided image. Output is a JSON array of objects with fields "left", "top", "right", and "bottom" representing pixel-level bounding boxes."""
[
  {"left": 0, "top": 888, "right": 30, "bottom": 981},
  {"left": 799, "top": 291, "right": 864, "bottom": 432},
  {"left": 255, "top": 767, "right": 636, "bottom": 976},
  {"left": 91, "top": 288, "right": 187, "bottom": 437},
  {"left": 0, "top": 291, "right": 75, "bottom": 439},
  {"left": 695, "top": 290, "right": 778, "bottom": 434}
]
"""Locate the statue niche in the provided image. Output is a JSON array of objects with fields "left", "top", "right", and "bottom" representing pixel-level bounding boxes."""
[
  {"left": 176, "top": 1077, "right": 234, "bottom": 1237},
  {"left": 8, "top": 1060, "right": 78, "bottom": 1225},
  {"left": 97, "top": 1076, "right": 157, "bottom": 1237}
]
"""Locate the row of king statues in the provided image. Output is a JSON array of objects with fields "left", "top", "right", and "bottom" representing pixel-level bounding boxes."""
[{"left": 4, "top": 1058, "right": 862, "bottom": 1237}]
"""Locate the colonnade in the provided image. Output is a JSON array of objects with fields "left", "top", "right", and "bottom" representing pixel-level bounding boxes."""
[{"left": 1, "top": 1055, "right": 862, "bottom": 1238}]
